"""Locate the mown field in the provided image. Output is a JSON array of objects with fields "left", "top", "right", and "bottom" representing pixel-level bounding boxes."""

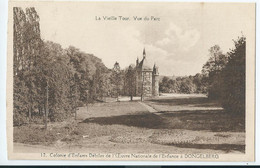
[{"left": 14, "top": 94, "right": 245, "bottom": 154}]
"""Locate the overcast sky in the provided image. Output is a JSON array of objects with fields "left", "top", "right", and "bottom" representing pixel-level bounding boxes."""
[{"left": 26, "top": 2, "right": 254, "bottom": 76}]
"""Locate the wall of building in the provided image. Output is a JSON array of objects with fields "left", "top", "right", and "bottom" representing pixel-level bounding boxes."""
[
  {"left": 136, "top": 70, "right": 153, "bottom": 97},
  {"left": 152, "top": 74, "right": 159, "bottom": 96},
  {"left": 142, "top": 71, "right": 153, "bottom": 97}
]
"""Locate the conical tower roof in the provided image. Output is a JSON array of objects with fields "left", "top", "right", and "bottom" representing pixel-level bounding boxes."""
[
  {"left": 142, "top": 58, "right": 152, "bottom": 70},
  {"left": 139, "top": 57, "right": 153, "bottom": 71},
  {"left": 137, "top": 48, "right": 153, "bottom": 71}
]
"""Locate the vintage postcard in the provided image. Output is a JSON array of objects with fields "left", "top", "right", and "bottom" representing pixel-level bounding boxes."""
[{"left": 7, "top": 1, "right": 255, "bottom": 161}]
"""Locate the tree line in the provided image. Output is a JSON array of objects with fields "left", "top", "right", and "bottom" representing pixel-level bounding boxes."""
[
  {"left": 159, "top": 74, "right": 207, "bottom": 94},
  {"left": 13, "top": 7, "right": 126, "bottom": 126},
  {"left": 13, "top": 7, "right": 245, "bottom": 126},
  {"left": 159, "top": 36, "right": 246, "bottom": 114}
]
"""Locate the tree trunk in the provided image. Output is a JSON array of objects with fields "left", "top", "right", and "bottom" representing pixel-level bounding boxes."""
[{"left": 45, "top": 82, "right": 49, "bottom": 130}]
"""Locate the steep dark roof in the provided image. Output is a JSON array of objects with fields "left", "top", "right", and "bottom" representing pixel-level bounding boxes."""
[{"left": 138, "top": 57, "right": 152, "bottom": 71}]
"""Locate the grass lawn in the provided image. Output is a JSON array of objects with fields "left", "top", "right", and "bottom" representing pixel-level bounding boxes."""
[
  {"left": 145, "top": 94, "right": 245, "bottom": 132},
  {"left": 13, "top": 94, "right": 245, "bottom": 154},
  {"left": 76, "top": 101, "right": 148, "bottom": 120}
]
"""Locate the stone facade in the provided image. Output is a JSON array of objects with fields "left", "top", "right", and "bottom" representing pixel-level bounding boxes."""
[
  {"left": 135, "top": 48, "right": 159, "bottom": 97},
  {"left": 152, "top": 64, "right": 159, "bottom": 96}
]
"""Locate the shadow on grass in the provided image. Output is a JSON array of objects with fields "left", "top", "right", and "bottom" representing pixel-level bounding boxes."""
[
  {"left": 149, "top": 97, "right": 219, "bottom": 107},
  {"left": 81, "top": 109, "right": 244, "bottom": 132},
  {"left": 81, "top": 96, "right": 244, "bottom": 132},
  {"left": 158, "top": 110, "right": 245, "bottom": 132},
  {"left": 81, "top": 112, "right": 169, "bottom": 129},
  {"left": 164, "top": 143, "right": 245, "bottom": 153}
]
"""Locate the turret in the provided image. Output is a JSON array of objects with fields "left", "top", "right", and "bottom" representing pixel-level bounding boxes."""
[
  {"left": 152, "top": 63, "right": 159, "bottom": 96},
  {"left": 153, "top": 63, "right": 159, "bottom": 75}
]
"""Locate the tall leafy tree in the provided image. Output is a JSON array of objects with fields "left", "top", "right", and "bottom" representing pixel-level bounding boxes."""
[
  {"left": 125, "top": 65, "right": 136, "bottom": 100},
  {"left": 111, "top": 62, "right": 122, "bottom": 100},
  {"left": 219, "top": 36, "right": 246, "bottom": 115},
  {"left": 202, "top": 45, "right": 228, "bottom": 99},
  {"left": 38, "top": 41, "right": 72, "bottom": 122},
  {"left": 13, "top": 7, "right": 42, "bottom": 124},
  {"left": 13, "top": 7, "right": 26, "bottom": 75}
]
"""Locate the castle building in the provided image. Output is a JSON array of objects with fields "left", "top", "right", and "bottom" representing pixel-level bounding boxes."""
[{"left": 135, "top": 48, "right": 159, "bottom": 98}]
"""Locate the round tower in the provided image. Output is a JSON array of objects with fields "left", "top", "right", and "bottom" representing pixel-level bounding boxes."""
[{"left": 152, "top": 63, "right": 159, "bottom": 96}]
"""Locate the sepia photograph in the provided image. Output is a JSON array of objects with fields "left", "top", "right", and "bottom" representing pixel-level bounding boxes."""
[{"left": 6, "top": 1, "right": 255, "bottom": 161}]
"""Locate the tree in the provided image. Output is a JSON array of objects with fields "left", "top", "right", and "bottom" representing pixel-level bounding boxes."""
[
  {"left": 13, "top": 7, "right": 113, "bottom": 127},
  {"left": 13, "top": 7, "right": 42, "bottom": 124},
  {"left": 125, "top": 65, "right": 136, "bottom": 100},
  {"left": 66, "top": 46, "right": 90, "bottom": 104},
  {"left": 13, "top": 8, "right": 30, "bottom": 125},
  {"left": 219, "top": 36, "right": 246, "bottom": 115},
  {"left": 202, "top": 45, "right": 228, "bottom": 99},
  {"left": 37, "top": 41, "right": 72, "bottom": 123},
  {"left": 13, "top": 7, "right": 26, "bottom": 75},
  {"left": 111, "top": 62, "right": 122, "bottom": 101},
  {"left": 13, "top": 75, "right": 29, "bottom": 126},
  {"left": 66, "top": 46, "right": 109, "bottom": 104},
  {"left": 159, "top": 77, "right": 170, "bottom": 93},
  {"left": 193, "top": 73, "right": 208, "bottom": 93},
  {"left": 159, "top": 75, "right": 205, "bottom": 94},
  {"left": 91, "top": 67, "right": 110, "bottom": 101},
  {"left": 179, "top": 77, "right": 196, "bottom": 94}
]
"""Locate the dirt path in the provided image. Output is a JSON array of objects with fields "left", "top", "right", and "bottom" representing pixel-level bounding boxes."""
[{"left": 138, "top": 101, "right": 157, "bottom": 113}]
